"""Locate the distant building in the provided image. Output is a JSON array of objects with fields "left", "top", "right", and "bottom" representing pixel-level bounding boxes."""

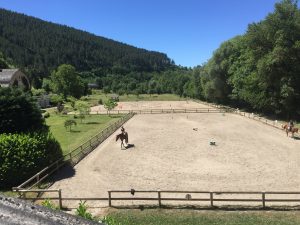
[
  {"left": 110, "top": 93, "right": 119, "bottom": 101},
  {"left": 0, "top": 68, "right": 30, "bottom": 90},
  {"left": 87, "top": 83, "right": 99, "bottom": 89}
]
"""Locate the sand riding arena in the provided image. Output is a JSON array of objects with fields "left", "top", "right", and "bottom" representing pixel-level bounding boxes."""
[{"left": 47, "top": 101, "right": 300, "bottom": 209}]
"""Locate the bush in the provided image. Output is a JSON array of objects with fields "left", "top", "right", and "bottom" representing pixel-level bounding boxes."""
[
  {"left": 0, "top": 132, "right": 62, "bottom": 188},
  {"left": 41, "top": 199, "right": 59, "bottom": 210},
  {"left": 43, "top": 112, "right": 50, "bottom": 118},
  {"left": 0, "top": 88, "right": 44, "bottom": 133},
  {"left": 49, "top": 94, "right": 64, "bottom": 106},
  {"left": 98, "top": 98, "right": 103, "bottom": 105},
  {"left": 76, "top": 201, "right": 93, "bottom": 221}
]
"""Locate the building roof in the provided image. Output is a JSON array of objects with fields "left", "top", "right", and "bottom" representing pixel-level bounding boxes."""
[
  {"left": 0, "top": 68, "right": 19, "bottom": 85},
  {"left": 0, "top": 68, "right": 30, "bottom": 89},
  {"left": 0, "top": 195, "right": 103, "bottom": 225}
]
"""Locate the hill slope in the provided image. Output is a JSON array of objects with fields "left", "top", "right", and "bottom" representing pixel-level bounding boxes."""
[{"left": 0, "top": 9, "right": 173, "bottom": 79}]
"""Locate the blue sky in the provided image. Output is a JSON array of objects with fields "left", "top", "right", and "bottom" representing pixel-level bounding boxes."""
[{"left": 0, "top": 0, "right": 288, "bottom": 67}]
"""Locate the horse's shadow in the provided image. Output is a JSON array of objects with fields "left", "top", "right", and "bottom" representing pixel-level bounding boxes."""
[
  {"left": 124, "top": 144, "right": 135, "bottom": 150},
  {"left": 293, "top": 136, "right": 300, "bottom": 140}
]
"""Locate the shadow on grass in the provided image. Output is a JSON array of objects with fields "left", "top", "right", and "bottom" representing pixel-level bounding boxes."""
[
  {"left": 110, "top": 204, "right": 300, "bottom": 212},
  {"left": 69, "top": 130, "right": 81, "bottom": 133},
  {"left": 85, "top": 122, "right": 101, "bottom": 125}
]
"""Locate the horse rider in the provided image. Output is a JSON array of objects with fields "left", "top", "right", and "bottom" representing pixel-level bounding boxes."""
[
  {"left": 288, "top": 120, "right": 294, "bottom": 131},
  {"left": 121, "top": 126, "right": 126, "bottom": 134}
]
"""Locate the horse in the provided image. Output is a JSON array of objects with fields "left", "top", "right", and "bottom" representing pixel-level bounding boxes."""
[
  {"left": 116, "top": 131, "right": 128, "bottom": 149},
  {"left": 282, "top": 124, "right": 299, "bottom": 137}
]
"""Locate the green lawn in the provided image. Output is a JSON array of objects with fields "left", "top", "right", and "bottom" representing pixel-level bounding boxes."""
[
  {"left": 46, "top": 112, "right": 122, "bottom": 154},
  {"left": 83, "top": 90, "right": 186, "bottom": 106},
  {"left": 105, "top": 209, "right": 300, "bottom": 225}
]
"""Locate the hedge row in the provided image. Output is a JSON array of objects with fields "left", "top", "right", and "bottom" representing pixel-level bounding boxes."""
[{"left": 0, "top": 132, "right": 62, "bottom": 188}]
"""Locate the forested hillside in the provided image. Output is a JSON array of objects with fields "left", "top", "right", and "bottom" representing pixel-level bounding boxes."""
[{"left": 0, "top": 8, "right": 173, "bottom": 85}]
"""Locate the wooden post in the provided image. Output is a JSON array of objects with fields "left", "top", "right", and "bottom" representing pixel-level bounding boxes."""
[
  {"left": 158, "top": 191, "right": 162, "bottom": 207},
  {"left": 262, "top": 192, "right": 266, "bottom": 208},
  {"left": 210, "top": 192, "right": 214, "bottom": 207},
  {"left": 108, "top": 191, "right": 112, "bottom": 207},
  {"left": 58, "top": 189, "right": 62, "bottom": 209}
]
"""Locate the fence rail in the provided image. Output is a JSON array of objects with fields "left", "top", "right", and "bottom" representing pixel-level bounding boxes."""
[
  {"left": 13, "top": 113, "right": 134, "bottom": 193},
  {"left": 14, "top": 189, "right": 300, "bottom": 209},
  {"left": 95, "top": 108, "right": 230, "bottom": 115}
]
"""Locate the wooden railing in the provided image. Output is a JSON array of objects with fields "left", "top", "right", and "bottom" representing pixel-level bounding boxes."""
[
  {"left": 95, "top": 108, "right": 229, "bottom": 115},
  {"left": 13, "top": 113, "right": 134, "bottom": 192},
  {"left": 107, "top": 190, "right": 300, "bottom": 208},
  {"left": 15, "top": 189, "right": 300, "bottom": 209}
]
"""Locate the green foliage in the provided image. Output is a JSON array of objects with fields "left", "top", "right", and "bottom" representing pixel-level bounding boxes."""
[
  {"left": 98, "top": 98, "right": 103, "bottom": 105},
  {"left": 0, "top": 8, "right": 172, "bottom": 84},
  {"left": 42, "top": 78, "right": 52, "bottom": 93},
  {"left": 49, "top": 94, "right": 64, "bottom": 106},
  {"left": 50, "top": 64, "right": 85, "bottom": 99},
  {"left": 41, "top": 199, "right": 58, "bottom": 210},
  {"left": 76, "top": 201, "right": 93, "bottom": 221},
  {"left": 31, "top": 88, "right": 46, "bottom": 97},
  {"left": 100, "top": 216, "right": 122, "bottom": 225},
  {"left": 105, "top": 209, "right": 300, "bottom": 225},
  {"left": 43, "top": 112, "right": 50, "bottom": 118},
  {"left": 64, "top": 119, "right": 77, "bottom": 131},
  {"left": 198, "top": 0, "right": 300, "bottom": 118},
  {"left": 0, "top": 132, "right": 62, "bottom": 188},
  {"left": 0, "top": 88, "right": 44, "bottom": 133},
  {"left": 0, "top": 51, "right": 9, "bottom": 69},
  {"left": 103, "top": 99, "right": 118, "bottom": 114},
  {"left": 75, "top": 101, "right": 90, "bottom": 122}
]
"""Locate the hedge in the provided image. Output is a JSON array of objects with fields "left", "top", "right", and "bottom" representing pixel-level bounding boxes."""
[{"left": 0, "top": 132, "right": 62, "bottom": 188}]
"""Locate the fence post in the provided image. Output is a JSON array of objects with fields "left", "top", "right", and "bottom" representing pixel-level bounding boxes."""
[
  {"left": 58, "top": 189, "right": 62, "bottom": 209},
  {"left": 262, "top": 192, "right": 266, "bottom": 208},
  {"left": 158, "top": 191, "right": 162, "bottom": 207},
  {"left": 210, "top": 192, "right": 214, "bottom": 207},
  {"left": 108, "top": 191, "right": 112, "bottom": 207}
]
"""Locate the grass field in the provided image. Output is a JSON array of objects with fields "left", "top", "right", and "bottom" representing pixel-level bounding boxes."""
[
  {"left": 83, "top": 90, "right": 186, "bottom": 106},
  {"left": 45, "top": 113, "right": 122, "bottom": 154},
  {"left": 105, "top": 209, "right": 300, "bottom": 225}
]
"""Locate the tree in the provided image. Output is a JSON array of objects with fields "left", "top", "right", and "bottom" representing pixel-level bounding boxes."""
[
  {"left": 50, "top": 64, "right": 85, "bottom": 99},
  {"left": 64, "top": 119, "right": 77, "bottom": 131},
  {"left": 75, "top": 100, "right": 90, "bottom": 122},
  {"left": 0, "top": 88, "right": 44, "bottom": 133},
  {"left": 103, "top": 99, "right": 117, "bottom": 115}
]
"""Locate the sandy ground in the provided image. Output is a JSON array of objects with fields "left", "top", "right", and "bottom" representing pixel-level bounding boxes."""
[
  {"left": 50, "top": 102, "right": 300, "bottom": 209},
  {"left": 90, "top": 100, "right": 212, "bottom": 113}
]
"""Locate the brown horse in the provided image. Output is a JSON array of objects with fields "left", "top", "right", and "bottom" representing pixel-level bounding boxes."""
[
  {"left": 116, "top": 132, "right": 128, "bottom": 149},
  {"left": 282, "top": 124, "right": 299, "bottom": 137}
]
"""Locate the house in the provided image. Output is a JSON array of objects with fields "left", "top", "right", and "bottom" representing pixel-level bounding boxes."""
[{"left": 0, "top": 68, "right": 30, "bottom": 90}]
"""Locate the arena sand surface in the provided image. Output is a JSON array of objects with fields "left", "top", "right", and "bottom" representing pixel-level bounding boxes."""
[
  {"left": 90, "top": 100, "right": 210, "bottom": 113},
  {"left": 51, "top": 101, "right": 300, "bottom": 208}
]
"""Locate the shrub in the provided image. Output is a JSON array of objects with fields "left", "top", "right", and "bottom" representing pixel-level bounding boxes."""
[
  {"left": 0, "top": 88, "right": 44, "bottom": 133},
  {"left": 49, "top": 94, "right": 64, "bottom": 106},
  {"left": 76, "top": 201, "right": 93, "bottom": 221},
  {"left": 98, "top": 98, "right": 103, "bottom": 105},
  {"left": 41, "top": 199, "right": 58, "bottom": 210},
  {"left": 43, "top": 112, "right": 50, "bottom": 118},
  {"left": 0, "top": 132, "right": 62, "bottom": 188}
]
